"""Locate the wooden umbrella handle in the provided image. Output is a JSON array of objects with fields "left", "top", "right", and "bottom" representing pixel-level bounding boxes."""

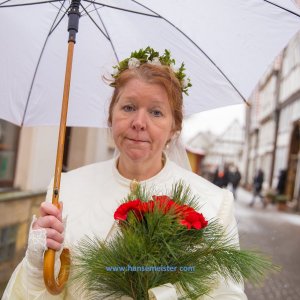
[
  {"left": 44, "top": 248, "right": 70, "bottom": 295},
  {"left": 43, "top": 40, "right": 75, "bottom": 294},
  {"left": 43, "top": 202, "right": 71, "bottom": 294},
  {"left": 43, "top": 2, "right": 81, "bottom": 293}
]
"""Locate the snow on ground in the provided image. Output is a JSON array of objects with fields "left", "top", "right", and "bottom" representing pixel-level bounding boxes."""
[{"left": 235, "top": 187, "right": 300, "bottom": 227}]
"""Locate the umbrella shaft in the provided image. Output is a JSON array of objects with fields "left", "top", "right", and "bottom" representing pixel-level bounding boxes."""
[
  {"left": 68, "top": 0, "right": 81, "bottom": 43},
  {"left": 52, "top": 41, "right": 75, "bottom": 207}
]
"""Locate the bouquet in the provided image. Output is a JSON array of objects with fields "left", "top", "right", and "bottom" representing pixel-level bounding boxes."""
[{"left": 73, "top": 181, "right": 276, "bottom": 299}]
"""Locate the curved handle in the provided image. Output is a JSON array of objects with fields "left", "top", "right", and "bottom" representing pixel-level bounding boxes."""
[{"left": 44, "top": 248, "right": 70, "bottom": 295}]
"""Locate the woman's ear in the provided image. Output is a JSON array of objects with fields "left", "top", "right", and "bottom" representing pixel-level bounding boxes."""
[
  {"left": 166, "top": 130, "right": 179, "bottom": 147},
  {"left": 169, "top": 120, "right": 178, "bottom": 138}
]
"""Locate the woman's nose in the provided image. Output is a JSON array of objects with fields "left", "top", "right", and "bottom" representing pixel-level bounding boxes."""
[{"left": 131, "top": 110, "right": 147, "bottom": 131}]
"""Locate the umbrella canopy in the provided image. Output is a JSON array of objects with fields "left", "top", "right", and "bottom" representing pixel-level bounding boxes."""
[
  {"left": 0, "top": 0, "right": 300, "bottom": 127},
  {"left": 1, "top": 1, "right": 300, "bottom": 295}
]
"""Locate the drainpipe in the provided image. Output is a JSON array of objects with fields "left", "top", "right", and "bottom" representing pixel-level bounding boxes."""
[
  {"left": 269, "top": 55, "right": 283, "bottom": 188},
  {"left": 244, "top": 106, "right": 251, "bottom": 186},
  {"left": 295, "top": 150, "right": 300, "bottom": 211},
  {"left": 269, "top": 106, "right": 280, "bottom": 187}
]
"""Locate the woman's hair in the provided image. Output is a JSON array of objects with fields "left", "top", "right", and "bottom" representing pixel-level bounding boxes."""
[{"left": 107, "top": 64, "right": 183, "bottom": 132}]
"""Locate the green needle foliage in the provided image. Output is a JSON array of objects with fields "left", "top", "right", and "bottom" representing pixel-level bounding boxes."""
[{"left": 72, "top": 182, "right": 278, "bottom": 299}]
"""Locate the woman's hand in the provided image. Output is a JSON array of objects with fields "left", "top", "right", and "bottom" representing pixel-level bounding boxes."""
[{"left": 32, "top": 202, "right": 64, "bottom": 251}]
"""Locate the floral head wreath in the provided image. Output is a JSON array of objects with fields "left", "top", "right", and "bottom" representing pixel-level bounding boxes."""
[{"left": 110, "top": 47, "right": 192, "bottom": 95}]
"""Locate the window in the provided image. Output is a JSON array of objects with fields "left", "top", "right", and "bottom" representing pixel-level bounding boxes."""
[
  {"left": 0, "top": 120, "right": 19, "bottom": 187},
  {"left": 0, "top": 224, "right": 18, "bottom": 262}
]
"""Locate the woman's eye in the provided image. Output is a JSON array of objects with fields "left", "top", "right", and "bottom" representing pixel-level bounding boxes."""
[
  {"left": 123, "top": 105, "right": 135, "bottom": 112},
  {"left": 151, "top": 110, "right": 163, "bottom": 117}
]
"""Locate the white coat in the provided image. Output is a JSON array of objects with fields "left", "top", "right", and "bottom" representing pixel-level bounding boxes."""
[{"left": 3, "top": 157, "right": 247, "bottom": 300}]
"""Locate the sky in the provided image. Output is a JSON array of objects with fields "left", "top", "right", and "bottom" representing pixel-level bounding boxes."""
[{"left": 182, "top": 103, "right": 246, "bottom": 143}]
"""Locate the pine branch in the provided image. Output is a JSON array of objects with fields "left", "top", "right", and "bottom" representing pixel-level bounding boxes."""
[{"left": 72, "top": 182, "right": 277, "bottom": 299}]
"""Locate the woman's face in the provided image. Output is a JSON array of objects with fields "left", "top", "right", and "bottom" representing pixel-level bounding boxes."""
[{"left": 111, "top": 78, "right": 174, "bottom": 165}]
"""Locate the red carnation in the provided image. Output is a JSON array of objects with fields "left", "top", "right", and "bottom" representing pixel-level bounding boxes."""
[
  {"left": 152, "top": 195, "right": 177, "bottom": 213},
  {"left": 180, "top": 210, "right": 208, "bottom": 230},
  {"left": 114, "top": 196, "right": 208, "bottom": 231},
  {"left": 177, "top": 204, "right": 195, "bottom": 217},
  {"left": 114, "top": 199, "right": 143, "bottom": 221},
  {"left": 142, "top": 200, "right": 155, "bottom": 214}
]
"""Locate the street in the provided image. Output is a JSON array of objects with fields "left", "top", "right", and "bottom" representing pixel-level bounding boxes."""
[{"left": 235, "top": 188, "right": 300, "bottom": 300}]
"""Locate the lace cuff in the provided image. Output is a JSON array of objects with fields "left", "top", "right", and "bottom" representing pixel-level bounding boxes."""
[{"left": 25, "top": 215, "right": 48, "bottom": 269}]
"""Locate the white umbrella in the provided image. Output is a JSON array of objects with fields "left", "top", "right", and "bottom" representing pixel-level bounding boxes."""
[
  {"left": 1, "top": 0, "right": 300, "bottom": 127},
  {"left": 1, "top": 0, "right": 300, "bottom": 295}
]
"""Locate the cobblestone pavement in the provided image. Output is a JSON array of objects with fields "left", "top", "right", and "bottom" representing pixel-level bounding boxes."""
[{"left": 234, "top": 188, "right": 300, "bottom": 300}]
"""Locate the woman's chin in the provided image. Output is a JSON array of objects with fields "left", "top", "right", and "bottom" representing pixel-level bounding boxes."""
[{"left": 121, "top": 150, "right": 151, "bottom": 162}]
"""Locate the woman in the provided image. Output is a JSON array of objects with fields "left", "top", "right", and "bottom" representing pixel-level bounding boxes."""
[{"left": 3, "top": 49, "right": 247, "bottom": 299}]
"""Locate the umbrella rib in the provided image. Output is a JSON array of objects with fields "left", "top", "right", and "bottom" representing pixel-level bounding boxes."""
[
  {"left": 80, "top": 3, "right": 112, "bottom": 18},
  {"left": 262, "top": 0, "right": 300, "bottom": 18},
  {"left": 80, "top": 1, "right": 120, "bottom": 62},
  {"left": 79, "top": 0, "right": 95, "bottom": 16},
  {"left": 0, "top": 0, "right": 11, "bottom": 5},
  {"left": 92, "top": 2, "right": 119, "bottom": 62},
  {"left": 0, "top": 0, "right": 62, "bottom": 7},
  {"left": 21, "top": 0, "right": 69, "bottom": 125},
  {"left": 80, "top": 3, "right": 109, "bottom": 40},
  {"left": 49, "top": 0, "right": 68, "bottom": 13},
  {"left": 80, "top": 5, "right": 101, "bottom": 17},
  {"left": 49, "top": 6, "right": 69, "bottom": 35},
  {"left": 83, "top": 0, "right": 159, "bottom": 18},
  {"left": 130, "top": 0, "right": 248, "bottom": 104}
]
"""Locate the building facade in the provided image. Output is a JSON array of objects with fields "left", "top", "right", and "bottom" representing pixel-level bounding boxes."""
[
  {"left": 0, "top": 125, "right": 114, "bottom": 191},
  {"left": 186, "top": 120, "right": 244, "bottom": 181},
  {"left": 244, "top": 31, "right": 300, "bottom": 209},
  {"left": 203, "top": 120, "right": 244, "bottom": 171}
]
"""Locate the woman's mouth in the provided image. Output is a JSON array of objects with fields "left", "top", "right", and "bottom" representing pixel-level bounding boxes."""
[{"left": 127, "top": 137, "right": 149, "bottom": 143}]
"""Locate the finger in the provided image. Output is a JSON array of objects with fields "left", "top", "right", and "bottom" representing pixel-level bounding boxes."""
[
  {"left": 45, "top": 228, "right": 64, "bottom": 244},
  {"left": 46, "top": 238, "right": 63, "bottom": 251},
  {"left": 35, "top": 215, "right": 64, "bottom": 233},
  {"left": 40, "top": 202, "right": 59, "bottom": 217},
  {"left": 40, "top": 202, "right": 62, "bottom": 221}
]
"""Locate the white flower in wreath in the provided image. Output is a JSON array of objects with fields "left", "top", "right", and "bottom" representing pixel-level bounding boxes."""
[
  {"left": 182, "top": 77, "right": 189, "bottom": 89},
  {"left": 148, "top": 57, "right": 161, "bottom": 66},
  {"left": 128, "top": 57, "right": 141, "bottom": 69},
  {"left": 170, "top": 63, "right": 177, "bottom": 73},
  {"left": 112, "top": 67, "right": 119, "bottom": 76}
]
